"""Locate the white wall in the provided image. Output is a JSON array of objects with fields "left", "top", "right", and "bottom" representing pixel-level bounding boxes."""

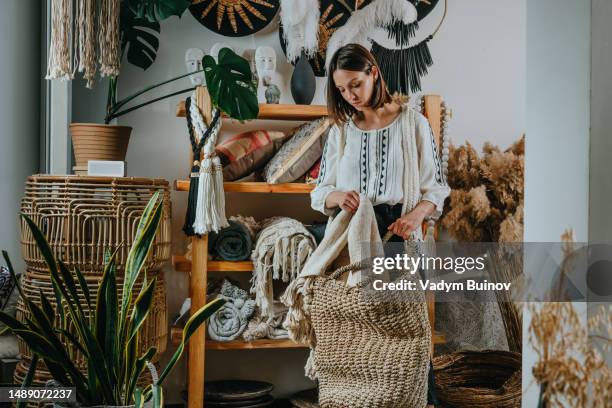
[
  {"left": 65, "top": 0, "right": 527, "bottom": 401},
  {"left": 524, "top": 0, "right": 591, "bottom": 406},
  {"left": 589, "top": 0, "right": 612, "bottom": 244},
  {"left": 0, "top": 2, "right": 41, "bottom": 271}
]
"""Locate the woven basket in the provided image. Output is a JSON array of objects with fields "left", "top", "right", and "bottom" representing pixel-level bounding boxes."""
[
  {"left": 432, "top": 350, "right": 521, "bottom": 408},
  {"left": 15, "top": 268, "right": 168, "bottom": 366},
  {"left": 309, "top": 263, "right": 431, "bottom": 407},
  {"left": 20, "top": 176, "right": 171, "bottom": 275}
]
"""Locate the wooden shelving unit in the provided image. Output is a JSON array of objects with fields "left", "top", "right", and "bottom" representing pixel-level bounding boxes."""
[
  {"left": 171, "top": 326, "right": 446, "bottom": 348},
  {"left": 175, "top": 180, "right": 315, "bottom": 193},
  {"left": 175, "top": 88, "right": 446, "bottom": 408},
  {"left": 176, "top": 101, "right": 327, "bottom": 121}
]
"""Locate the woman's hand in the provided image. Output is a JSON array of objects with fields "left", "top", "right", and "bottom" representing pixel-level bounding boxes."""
[
  {"left": 326, "top": 191, "right": 360, "bottom": 213},
  {"left": 388, "top": 201, "right": 435, "bottom": 239}
]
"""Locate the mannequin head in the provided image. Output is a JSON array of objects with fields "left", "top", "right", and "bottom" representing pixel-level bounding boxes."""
[
  {"left": 185, "top": 48, "right": 204, "bottom": 86},
  {"left": 210, "top": 43, "right": 234, "bottom": 63},
  {"left": 326, "top": 43, "right": 391, "bottom": 124},
  {"left": 255, "top": 46, "right": 277, "bottom": 75}
]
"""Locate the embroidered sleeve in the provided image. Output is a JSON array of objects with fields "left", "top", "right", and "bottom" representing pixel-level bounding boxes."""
[
  {"left": 415, "top": 112, "right": 451, "bottom": 219},
  {"left": 311, "top": 124, "right": 340, "bottom": 216}
]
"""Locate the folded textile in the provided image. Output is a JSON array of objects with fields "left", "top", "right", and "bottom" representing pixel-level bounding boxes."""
[
  {"left": 208, "top": 279, "right": 256, "bottom": 341},
  {"left": 243, "top": 301, "right": 289, "bottom": 342},
  {"left": 209, "top": 215, "right": 260, "bottom": 261},
  {"left": 281, "top": 194, "right": 384, "bottom": 345},
  {"left": 250, "top": 217, "right": 317, "bottom": 319}
]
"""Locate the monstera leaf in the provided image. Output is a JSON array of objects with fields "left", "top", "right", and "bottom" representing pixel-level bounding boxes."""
[
  {"left": 120, "top": 4, "right": 161, "bottom": 70},
  {"left": 203, "top": 48, "right": 259, "bottom": 121},
  {"left": 127, "top": 0, "right": 191, "bottom": 22}
]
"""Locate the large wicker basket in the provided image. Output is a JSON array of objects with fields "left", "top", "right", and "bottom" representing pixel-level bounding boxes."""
[
  {"left": 15, "top": 269, "right": 168, "bottom": 366},
  {"left": 433, "top": 350, "right": 521, "bottom": 408},
  {"left": 20, "top": 176, "right": 171, "bottom": 275},
  {"left": 16, "top": 176, "right": 171, "bottom": 391}
]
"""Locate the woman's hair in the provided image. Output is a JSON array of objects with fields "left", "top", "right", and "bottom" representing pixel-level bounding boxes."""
[{"left": 326, "top": 43, "right": 392, "bottom": 125}]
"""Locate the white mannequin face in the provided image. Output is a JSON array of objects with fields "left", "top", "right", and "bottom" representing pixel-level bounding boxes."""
[
  {"left": 210, "top": 43, "right": 234, "bottom": 63},
  {"left": 185, "top": 48, "right": 204, "bottom": 86},
  {"left": 255, "top": 46, "right": 276, "bottom": 74}
]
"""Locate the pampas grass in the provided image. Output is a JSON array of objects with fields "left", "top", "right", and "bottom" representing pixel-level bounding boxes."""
[{"left": 441, "top": 136, "right": 524, "bottom": 243}]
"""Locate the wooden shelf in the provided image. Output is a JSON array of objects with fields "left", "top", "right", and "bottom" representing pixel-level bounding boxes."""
[
  {"left": 175, "top": 180, "right": 315, "bottom": 193},
  {"left": 170, "top": 327, "right": 306, "bottom": 349},
  {"left": 176, "top": 102, "right": 327, "bottom": 121},
  {"left": 173, "top": 255, "right": 252, "bottom": 273},
  {"left": 171, "top": 327, "right": 446, "bottom": 348}
]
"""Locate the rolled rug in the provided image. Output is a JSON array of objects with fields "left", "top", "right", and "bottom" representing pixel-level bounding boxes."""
[
  {"left": 208, "top": 279, "right": 256, "bottom": 341},
  {"left": 209, "top": 215, "right": 260, "bottom": 261}
]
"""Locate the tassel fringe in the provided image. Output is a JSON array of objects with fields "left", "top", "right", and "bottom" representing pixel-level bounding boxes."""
[
  {"left": 371, "top": 36, "right": 433, "bottom": 95},
  {"left": 384, "top": 20, "right": 419, "bottom": 47}
]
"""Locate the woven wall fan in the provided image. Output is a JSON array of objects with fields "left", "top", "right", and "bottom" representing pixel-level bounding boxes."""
[{"left": 190, "top": 0, "right": 280, "bottom": 37}]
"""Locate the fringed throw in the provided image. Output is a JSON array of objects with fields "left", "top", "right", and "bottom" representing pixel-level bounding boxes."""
[
  {"left": 208, "top": 279, "right": 256, "bottom": 341},
  {"left": 250, "top": 217, "right": 317, "bottom": 319}
]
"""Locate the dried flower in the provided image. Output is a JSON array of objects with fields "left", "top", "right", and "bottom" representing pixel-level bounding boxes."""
[{"left": 441, "top": 135, "right": 524, "bottom": 242}]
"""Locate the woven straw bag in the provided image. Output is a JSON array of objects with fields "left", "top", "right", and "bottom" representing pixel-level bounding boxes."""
[{"left": 308, "top": 258, "right": 432, "bottom": 408}]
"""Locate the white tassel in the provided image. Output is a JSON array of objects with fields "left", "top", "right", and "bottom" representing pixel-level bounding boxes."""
[
  {"left": 193, "top": 157, "right": 215, "bottom": 234},
  {"left": 325, "top": 0, "right": 417, "bottom": 71}
]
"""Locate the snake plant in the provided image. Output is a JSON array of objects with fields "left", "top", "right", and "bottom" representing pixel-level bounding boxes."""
[{"left": 0, "top": 191, "right": 225, "bottom": 408}]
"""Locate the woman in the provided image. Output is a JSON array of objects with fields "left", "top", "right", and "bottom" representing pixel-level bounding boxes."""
[{"left": 311, "top": 43, "right": 450, "bottom": 407}]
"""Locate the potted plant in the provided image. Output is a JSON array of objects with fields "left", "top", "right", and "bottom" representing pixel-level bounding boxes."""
[
  {"left": 54, "top": 0, "right": 259, "bottom": 170},
  {"left": 0, "top": 191, "right": 225, "bottom": 407}
]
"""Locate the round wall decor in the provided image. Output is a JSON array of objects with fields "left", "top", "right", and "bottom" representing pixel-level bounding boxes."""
[{"left": 190, "top": 0, "right": 280, "bottom": 37}]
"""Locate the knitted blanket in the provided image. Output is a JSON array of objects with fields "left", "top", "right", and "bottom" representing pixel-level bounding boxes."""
[
  {"left": 209, "top": 215, "right": 259, "bottom": 261},
  {"left": 208, "top": 279, "right": 256, "bottom": 341},
  {"left": 242, "top": 301, "right": 289, "bottom": 341},
  {"left": 250, "top": 217, "right": 317, "bottom": 319}
]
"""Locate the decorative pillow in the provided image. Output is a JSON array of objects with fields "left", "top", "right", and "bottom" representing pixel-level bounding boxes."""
[
  {"left": 263, "top": 118, "right": 330, "bottom": 184},
  {"left": 305, "top": 158, "right": 321, "bottom": 184},
  {"left": 216, "top": 130, "right": 289, "bottom": 181}
]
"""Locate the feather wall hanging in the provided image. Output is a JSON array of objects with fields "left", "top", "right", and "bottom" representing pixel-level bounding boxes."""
[
  {"left": 385, "top": 0, "right": 440, "bottom": 47},
  {"left": 324, "top": 0, "right": 418, "bottom": 71},
  {"left": 279, "top": 0, "right": 320, "bottom": 63},
  {"left": 372, "top": 0, "right": 447, "bottom": 95}
]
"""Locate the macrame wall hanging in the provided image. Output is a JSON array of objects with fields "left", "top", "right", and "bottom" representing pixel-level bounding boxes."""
[
  {"left": 182, "top": 93, "right": 227, "bottom": 237},
  {"left": 324, "top": 0, "right": 419, "bottom": 71},
  {"left": 46, "top": 0, "right": 120, "bottom": 88},
  {"left": 372, "top": 0, "right": 447, "bottom": 95},
  {"left": 190, "top": 0, "right": 280, "bottom": 37},
  {"left": 279, "top": 0, "right": 374, "bottom": 77}
]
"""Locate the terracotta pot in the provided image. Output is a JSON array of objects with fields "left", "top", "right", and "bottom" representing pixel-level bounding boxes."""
[{"left": 70, "top": 123, "right": 132, "bottom": 167}]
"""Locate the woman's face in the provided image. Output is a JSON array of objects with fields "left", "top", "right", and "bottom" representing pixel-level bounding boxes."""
[{"left": 332, "top": 67, "right": 378, "bottom": 110}]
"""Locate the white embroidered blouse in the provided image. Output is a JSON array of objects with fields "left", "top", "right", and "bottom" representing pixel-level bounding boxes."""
[{"left": 311, "top": 108, "right": 450, "bottom": 219}]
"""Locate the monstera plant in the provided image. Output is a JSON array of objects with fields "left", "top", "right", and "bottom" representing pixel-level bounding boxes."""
[{"left": 0, "top": 192, "right": 225, "bottom": 408}]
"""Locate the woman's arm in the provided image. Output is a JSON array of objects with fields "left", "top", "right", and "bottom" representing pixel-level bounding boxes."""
[
  {"left": 414, "top": 112, "right": 451, "bottom": 219},
  {"left": 311, "top": 125, "right": 341, "bottom": 216},
  {"left": 388, "top": 112, "right": 451, "bottom": 239}
]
